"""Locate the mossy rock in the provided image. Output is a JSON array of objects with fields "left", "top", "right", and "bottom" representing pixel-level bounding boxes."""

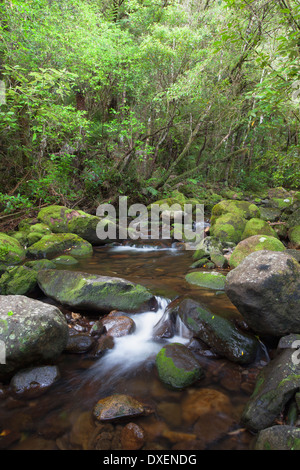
[
  {"left": 18, "top": 218, "right": 38, "bottom": 232},
  {"left": 259, "top": 207, "right": 281, "bottom": 222},
  {"left": 178, "top": 298, "right": 260, "bottom": 364},
  {"left": 210, "top": 212, "right": 247, "bottom": 244},
  {"left": 287, "top": 208, "right": 300, "bottom": 229},
  {"left": 288, "top": 225, "right": 300, "bottom": 248},
  {"left": 9, "top": 231, "right": 28, "bottom": 247},
  {"left": 211, "top": 199, "right": 260, "bottom": 223},
  {"left": 241, "top": 218, "right": 278, "bottom": 240},
  {"left": 37, "top": 269, "right": 157, "bottom": 314},
  {"left": 27, "top": 232, "right": 45, "bottom": 247},
  {"left": 0, "top": 233, "right": 26, "bottom": 266},
  {"left": 229, "top": 235, "right": 286, "bottom": 268},
  {"left": 210, "top": 252, "right": 228, "bottom": 268},
  {"left": 24, "top": 259, "right": 57, "bottom": 271},
  {"left": 254, "top": 426, "right": 300, "bottom": 450},
  {"left": 155, "top": 342, "right": 204, "bottom": 389},
  {"left": 0, "top": 266, "right": 38, "bottom": 295},
  {"left": 192, "top": 237, "right": 223, "bottom": 260},
  {"left": 185, "top": 271, "right": 226, "bottom": 290},
  {"left": 26, "top": 233, "right": 93, "bottom": 259},
  {"left": 53, "top": 255, "right": 79, "bottom": 265},
  {"left": 270, "top": 197, "right": 294, "bottom": 211},
  {"left": 29, "top": 223, "right": 52, "bottom": 235},
  {"left": 37, "top": 205, "right": 92, "bottom": 233}
]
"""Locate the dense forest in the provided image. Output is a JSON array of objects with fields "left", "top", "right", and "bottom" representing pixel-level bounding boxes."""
[{"left": 0, "top": 0, "right": 299, "bottom": 215}]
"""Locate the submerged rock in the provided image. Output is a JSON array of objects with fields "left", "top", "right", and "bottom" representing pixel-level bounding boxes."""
[
  {"left": 178, "top": 298, "right": 260, "bottom": 364},
  {"left": 225, "top": 250, "right": 300, "bottom": 337},
  {"left": 9, "top": 365, "right": 60, "bottom": 399},
  {"left": 37, "top": 269, "right": 157, "bottom": 314},
  {"left": 155, "top": 342, "right": 204, "bottom": 389},
  {"left": 185, "top": 271, "right": 226, "bottom": 290},
  {"left": 0, "top": 295, "right": 68, "bottom": 379},
  {"left": 93, "top": 394, "right": 153, "bottom": 422},
  {"left": 241, "top": 347, "right": 300, "bottom": 432}
]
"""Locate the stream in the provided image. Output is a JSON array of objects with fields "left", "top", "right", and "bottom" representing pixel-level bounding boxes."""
[{"left": 0, "top": 240, "right": 268, "bottom": 450}]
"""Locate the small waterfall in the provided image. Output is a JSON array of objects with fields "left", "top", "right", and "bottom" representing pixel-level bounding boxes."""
[
  {"left": 86, "top": 296, "right": 190, "bottom": 386},
  {"left": 109, "top": 245, "right": 178, "bottom": 253}
]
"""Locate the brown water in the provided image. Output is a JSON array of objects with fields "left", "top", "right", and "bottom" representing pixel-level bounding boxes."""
[{"left": 0, "top": 241, "right": 266, "bottom": 451}]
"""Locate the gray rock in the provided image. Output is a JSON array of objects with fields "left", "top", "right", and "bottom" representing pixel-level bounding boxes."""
[
  {"left": 0, "top": 295, "right": 69, "bottom": 379},
  {"left": 10, "top": 365, "right": 60, "bottom": 399},
  {"left": 241, "top": 347, "right": 300, "bottom": 432},
  {"left": 254, "top": 425, "right": 300, "bottom": 450},
  {"left": 225, "top": 251, "right": 300, "bottom": 336}
]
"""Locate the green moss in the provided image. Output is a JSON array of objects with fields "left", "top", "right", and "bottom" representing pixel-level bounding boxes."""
[
  {"left": 241, "top": 218, "right": 278, "bottom": 240},
  {"left": 0, "top": 233, "right": 26, "bottom": 266},
  {"left": 270, "top": 197, "right": 294, "bottom": 210},
  {"left": 24, "top": 259, "right": 57, "bottom": 270},
  {"left": 210, "top": 212, "right": 247, "bottom": 244},
  {"left": 53, "top": 255, "right": 79, "bottom": 265},
  {"left": 229, "top": 235, "right": 286, "bottom": 268},
  {"left": 211, "top": 199, "right": 261, "bottom": 222},
  {"left": 27, "top": 232, "right": 93, "bottom": 259},
  {"left": 185, "top": 271, "right": 226, "bottom": 290},
  {"left": 155, "top": 343, "right": 203, "bottom": 389},
  {"left": 288, "top": 225, "right": 300, "bottom": 247},
  {"left": 0, "top": 266, "right": 37, "bottom": 295}
]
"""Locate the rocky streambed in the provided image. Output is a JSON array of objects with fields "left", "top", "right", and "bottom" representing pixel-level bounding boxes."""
[{"left": 0, "top": 189, "right": 300, "bottom": 451}]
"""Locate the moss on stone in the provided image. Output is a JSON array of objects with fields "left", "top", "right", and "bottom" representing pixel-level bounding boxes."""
[
  {"left": 24, "top": 259, "right": 57, "bottom": 271},
  {"left": 211, "top": 199, "right": 261, "bottom": 223},
  {"left": 210, "top": 212, "right": 247, "bottom": 244},
  {"left": 0, "top": 266, "right": 37, "bottom": 295},
  {"left": 26, "top": 233, "right": 93, "bottom": 259},
  {"left": 241, "top": 218, "right": 278, "bottom": 240},
  {"left": 288, "top": 225, "right": 300, "bottom": 247},
  {"left": 0, "top": 233, "right": 26, "bottom": 266},
  {"left": 155, "top": 343, "right": 203, "bottom": 389},
  {"left": 229, "top": 235, "right": 286, "bottom": 268},
  {"left": 185, "top": 271, "right": 226, "bottom": 290}
]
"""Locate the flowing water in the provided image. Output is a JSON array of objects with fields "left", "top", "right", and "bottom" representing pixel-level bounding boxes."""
[{"left": 0, "top": 241, "right": 267, "bottom": 450}]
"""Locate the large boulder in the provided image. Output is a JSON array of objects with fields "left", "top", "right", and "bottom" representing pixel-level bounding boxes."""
[
  {"left": 241, "top": 346, "right": 300, "bottom": 432},
  {"left": 37, "top": 205, "right": 90, "bottom": 233},
  {"left": 177, "top": 298, "right": 260, "bottom": 364},
  {"left": 254, "top": 426, "right": 300, "bottom": 450},
  {"left": 229, "top": 235, "right": 286, "bottom": 268},
  {"left": 241, "top": 218, "right": 278, "bottom": 240},
  {"left": 0, "top": 295, "right": 69, "bottom": 379},
  {"left": 155, "top": 342, "right": 204, "bottom": 389},
  {"left": 225, "top": 250, "right": 300, "bottom": 337},
  {"left": 37, "top": 269, "right": 157, "bottom": 314},
  {"left": 0, "top": 233, "right": 26, "bottom": 266},
  {"left": 210, "top": 200, "right": 260, "bottom": 224},
  {"left": 210, "top": 212, "right": 247, "bottom": 244},
  {"left": 26, "top": 233, "right": 93, "bottom": 259}
]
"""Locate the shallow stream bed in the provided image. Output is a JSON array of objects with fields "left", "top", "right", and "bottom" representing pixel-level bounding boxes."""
[{"left": 0, "top": 241, "right": 269, "bottom": 450}]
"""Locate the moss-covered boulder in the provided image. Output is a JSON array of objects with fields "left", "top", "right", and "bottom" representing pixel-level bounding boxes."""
[
  {"left": 37, "top": 269, "right": 157, "bottom": 314},
  {"left": 178, "top": 298, "right": 260, "bottom": 364},
  {"left": 185, "top": 271, "right": 226, "bottom": 290},
  {"left": 9, "top": 231, "right": 28, "bottom": 247},
  {"left": 0, "top": 266, "right": 38, "bottom": 295},
  {"left": 211, "top": 199, "right": 260, "bottom": 224},
  {"left": 26, "top": 233, "right": 93, "bottom": 259},
  {"left": 270, "top": 197, "right": 294, "bottom": 211},
  {"left": 229, "top": 235, "right": 286, "bottom": 268},
  {"left": 241, "top": 218, "right": 278, "bottom": 240},
  {"left": 288, "top": 225, "right": 300, "bottom": 248},
  {"left": 287, "top": 208, "right": 300, "bottom": 229},
  {"left": 29, "top": 223, "right": 51, "bottom": 235},
  {"left": 27, "top": 232, "right": 45, "bottom": 247},
  {"left": 155, "top": 342, "right": 204, "bottom": 389},
  {"left": 259, "top": 207, "right": 281, "bottom": 223},
  {"left": 0, "top": 233, "right": 26, "bottom": 266},
  {"left": 241, "top": 347, "right": 300, "bottom": 432},
  {"left": 24, "top": 259, "right": 57, "bottom": 271},
  {"left": 0, "top": 295, "right": 68, "bottom": 379},
  {"left": 53, "top": 255, "right": 79, "bottom": 265},
  {"left": 37, "top": 205, "right": 86, "bottom": 233},
  {"left": 210, "top": 212, "right": 247, "bottom": 244},
  {"left": 226, "top": 251, "right": 300, "bottom": 337},
  {"left": 254, "top": 426, "right": 300, "bottom": 450}
]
